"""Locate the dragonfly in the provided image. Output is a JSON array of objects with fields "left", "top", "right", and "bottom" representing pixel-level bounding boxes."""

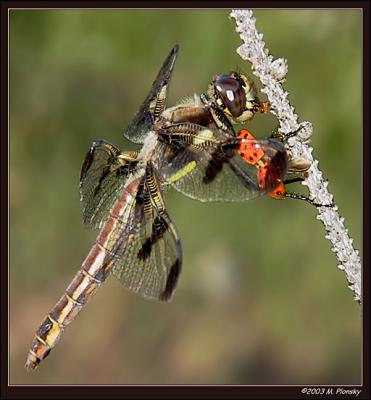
[{"left": 25, "top": 44, "right": 323, "bottom": 371}]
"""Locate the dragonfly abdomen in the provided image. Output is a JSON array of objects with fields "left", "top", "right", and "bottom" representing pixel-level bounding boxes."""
[
  {"left": 25, "top": 179, "right": 140, "bottom": 371},
  {"left": 25, "top": 262, "right": 102, "bottom": 370},
  {"left": 25, "top": 241, "right": 120, "bottom": 371},
  {"left": 25, "top": 229, "right": 123, "bottom": 371}
]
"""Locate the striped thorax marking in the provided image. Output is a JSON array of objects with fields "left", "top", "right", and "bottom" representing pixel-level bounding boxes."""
[
  {"left": 150, "top": 84, "right": 168, "bottom": 120},
  {"left": 193, "top": 128, "right": 214, "bottom": 146},
  {"left": 146, "top": 168, "right": 165, "bottom": 212},
  {"left": 209, "top": 106, "right": 231, "bottom": 132}
]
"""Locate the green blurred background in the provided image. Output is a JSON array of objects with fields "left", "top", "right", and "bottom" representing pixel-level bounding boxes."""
[{"left": 10, "top": 10, "right": 361, "bottom": 385}]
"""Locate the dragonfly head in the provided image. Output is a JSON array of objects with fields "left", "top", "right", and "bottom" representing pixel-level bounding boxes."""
[{"left": 209, "top": 72, "right": 263, "bottom": 124}]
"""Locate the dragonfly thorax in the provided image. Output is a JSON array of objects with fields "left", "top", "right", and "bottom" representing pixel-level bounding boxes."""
[{"left": 137, "top": 130, "right": 158, "bottom": 167}]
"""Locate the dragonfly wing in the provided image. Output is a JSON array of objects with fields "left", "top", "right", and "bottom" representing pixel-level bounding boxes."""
[
  {"left": 170, "top": 148, "right": 261, "bottom": 202},
  {"left": 80, "top": 140, "right": 138, "bottom": 229},
  {"left": 123, "top": 45, "right": 180, "bottom": 144},
  {"left": 111, "top": 164, "right": 182, "bottom": 301},
  {"left": 157, "top": 124, "right": 262, "bottom": 202}
]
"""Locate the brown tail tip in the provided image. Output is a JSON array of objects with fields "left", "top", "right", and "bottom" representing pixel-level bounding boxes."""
[{"left": 25, "top": 352, "right": 40, "bottom": 372}]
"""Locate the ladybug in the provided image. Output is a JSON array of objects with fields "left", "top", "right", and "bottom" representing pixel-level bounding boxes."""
[{"left": 236, "top": 129, "right": 331, "bottom": 207}]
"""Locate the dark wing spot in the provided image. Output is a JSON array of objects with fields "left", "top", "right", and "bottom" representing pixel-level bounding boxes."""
[
  {"left": 203, "top": 157, "right": 223, "bottom": 184},
  {"left": 153, "top": 215, "right": 168, "bottom": 238},
  {"left": 137, "top": 238, "right": 152, "bottom": 261},
  {"left": 137, "top": 216, "right": 169, "bottom": 261},
  {"left": 160, "top": 259, "right": 182, "bottom": 301},
  {"left": 202, "top": 147, "right": 234, "bottom": 185}
]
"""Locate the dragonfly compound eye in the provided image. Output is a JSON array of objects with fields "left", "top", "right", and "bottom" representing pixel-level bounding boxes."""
[{"left": 212, "top": 74, "right": 247, "bottom": 118}]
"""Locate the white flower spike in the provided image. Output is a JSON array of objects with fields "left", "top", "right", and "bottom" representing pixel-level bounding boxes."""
[{"left": 230, "top": 9, "right": 361, "bottom": 303}]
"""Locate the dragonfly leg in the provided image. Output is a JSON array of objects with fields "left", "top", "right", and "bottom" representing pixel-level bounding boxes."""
[
  {"left": 269, "top": 181, "right": 333, "bottom": 208},
  {"left": 270, "top": 126, "right": 304, "bottom": 142},
  {"left": 284, "top": 192, "right": 333, "bottom": 208},
  {"left": 283, "top": 177, "right": 304, "bottom": 185}
]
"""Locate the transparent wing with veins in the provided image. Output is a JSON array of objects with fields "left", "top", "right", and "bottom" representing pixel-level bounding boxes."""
[
  {"left": 110, "top": 164, "right": 182, "bottom": 301},
  {"left": 123, "top": 45, "right": 180, "bottom": 144},
  {"left": 79, "top": 140, "right": 139, "bottom": 230}
]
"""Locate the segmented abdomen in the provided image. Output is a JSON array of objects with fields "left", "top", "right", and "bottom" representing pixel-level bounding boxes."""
[{"left": 25, "top": 177, "right": 141, "bottom": 371}]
